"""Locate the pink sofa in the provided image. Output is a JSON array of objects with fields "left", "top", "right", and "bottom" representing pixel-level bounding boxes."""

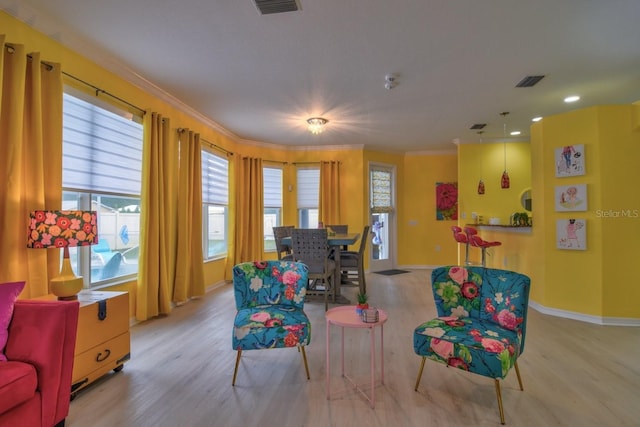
[{"left": 0, "top": 300, "right": 79, "bottom": 427}]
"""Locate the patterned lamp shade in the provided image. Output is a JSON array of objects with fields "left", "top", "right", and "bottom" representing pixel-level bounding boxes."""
[
  {"left": 27, "top": 210, "right": 98, "bottom": 249},
  {"left": 27, "top": 210, "right": 97, "bottom": 300}
]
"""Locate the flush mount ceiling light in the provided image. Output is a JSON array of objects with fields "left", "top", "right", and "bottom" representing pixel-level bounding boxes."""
[
  {"left": 307, "top": 117, "right": 329, "bottom": 134},
  {"left": 564, "top": 95, "right": 581, "bottom": 103},
  {"left": 532, "top": 116, "right": 543, "bottom": 122}
]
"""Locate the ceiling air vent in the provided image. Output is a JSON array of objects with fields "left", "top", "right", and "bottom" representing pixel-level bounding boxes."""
[
  {"left": 254, "top": 0, "right": 300, "bottom": 15},
  {"left": 516, "top": 75, "right": 545, "bottom": 88},
  {"left": 470, "top": 123, "right": 486, "bottom": 130}
]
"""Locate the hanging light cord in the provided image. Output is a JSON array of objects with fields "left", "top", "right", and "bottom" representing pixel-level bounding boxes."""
[{"left": 501, "top": 112, "right": 509, "bottom": 171}]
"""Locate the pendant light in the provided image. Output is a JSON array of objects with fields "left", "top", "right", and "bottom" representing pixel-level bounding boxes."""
[
  {"left": 477, "top": 131, "right": 485, "bottom": 195},
  {"left": 500, "top": 112, "right": 510, "bottom": 189}
]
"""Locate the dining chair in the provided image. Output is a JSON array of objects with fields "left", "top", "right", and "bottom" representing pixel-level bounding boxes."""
[
  {"left": 326, "top": 224, "right": 349, "bottom": 252},
  {"left": 339, "top": 225, "right": 370, "bottom": 294},
  {"left": 231, "top": 261, "right": 311, "bottom": 386},
  {"left": 290, "top": 228, "right": 336, "bottom": 311},
  {"left": 326, "top": 224, "right": 348, "bottom": 234},
  {"left": 273, "top": 225, "right": 295, "bottom": 261},
  {"left": 413, "top": 266, "right": 531, "bottom": 424}
]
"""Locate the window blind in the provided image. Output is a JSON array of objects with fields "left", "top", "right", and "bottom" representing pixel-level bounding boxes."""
[
  {"left": 202, "top": 150, "right": 229, "bottom": 205},
  {"left": 263, "top": 167, "right": 282, "bottom": 208},
  {"left": 62, "top": 93, "right": 143, "bottom": 195},
  {"left": 297, "top": 167, "right": 319, "bottom": 208},
  {"left": 371, "top": 169, "right": 393, "bottom": 213}
]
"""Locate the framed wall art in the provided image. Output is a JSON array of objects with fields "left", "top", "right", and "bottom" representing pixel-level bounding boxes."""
[
  {"left": 435, "top": 182, "right": 458, "bottom": 221},
  {"left": 556, "top": 218, "right": 586, "bottom": 250},
  {"left": 555, "top": 184, "right": 587, "bottom": 212},
  {"left": 555, "top": 144, "right": 585, "bottom": 177}
]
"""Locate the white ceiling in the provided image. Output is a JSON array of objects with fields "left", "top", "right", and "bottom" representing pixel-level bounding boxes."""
[{"left": 3, "top": 0, "right": 640, "bottom": 152}]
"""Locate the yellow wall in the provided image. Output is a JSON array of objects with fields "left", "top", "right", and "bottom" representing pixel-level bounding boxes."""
[
  {"left": 458, "top": 142, "right": 532, "bottom": 225},
  {"left": 532, "top": 105, "right": 640, "bottom": 319},
  {"left": 401, "top": 153, "right": 458, "bottom": 266}
]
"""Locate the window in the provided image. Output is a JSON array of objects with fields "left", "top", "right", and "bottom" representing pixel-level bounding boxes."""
[
  {"left": 62, "top": 91, "right": 143, "bottom": 287},
  {"left": 202, "top": 149, "right": 229, "bottom": 259},
  {"left": 263, "top": 166, "right": 283, "bottom": 251},
  {"left": 296, "top": 167, "right": 319, "bottom": 228}
]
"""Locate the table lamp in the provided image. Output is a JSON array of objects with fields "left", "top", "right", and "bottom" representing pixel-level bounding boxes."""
[{"left": 27, "top": 210, "right": 98, "bottom": 300}]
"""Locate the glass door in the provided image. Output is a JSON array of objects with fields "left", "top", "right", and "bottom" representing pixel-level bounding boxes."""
[{"left": 369, "top": 163, "right": 396, "bottom": 272}]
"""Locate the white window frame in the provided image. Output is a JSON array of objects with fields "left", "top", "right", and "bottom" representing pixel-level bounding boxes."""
[
  {"left": 263, "top": 166, "right": 283, "bottom": 251},
  {"left": 202, "top": 149, "right": 229, "bottom": 260},
  {"left": 62, "top": 89, "right": 143, "bottom": 288},
  {"left": 296, "top": 166, "right": 320, "bottom": 228}
]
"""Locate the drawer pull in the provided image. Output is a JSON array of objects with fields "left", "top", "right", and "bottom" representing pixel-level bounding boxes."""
[
  {"left": 98, "top": 299, "right": 107, "bottom": 320},
  {"left": 96, "top": 349, "right": 111, "bottom": 362}
]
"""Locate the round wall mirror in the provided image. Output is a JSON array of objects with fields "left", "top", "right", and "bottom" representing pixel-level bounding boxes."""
[{"left": 520, "top": 188, "right": 532, "bottom": 212}]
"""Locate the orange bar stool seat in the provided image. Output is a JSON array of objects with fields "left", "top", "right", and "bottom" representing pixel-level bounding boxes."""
[{"left": 464, "top": 226, "right": 501, "bottom": 267}]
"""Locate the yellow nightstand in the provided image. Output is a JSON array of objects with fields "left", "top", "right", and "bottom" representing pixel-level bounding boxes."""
[{"left": 37, "top": 290, "right": 131, "bottom": 397}]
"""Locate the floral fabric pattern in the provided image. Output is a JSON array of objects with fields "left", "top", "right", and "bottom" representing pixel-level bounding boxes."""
[
  {"left": 233, "top": 261, "right": 311, "bottom": 350},
  {"left": 27, "top": 210, "right": 98, "bottom": 248},
  {"left": 413, "top": 266, "right": 530, "bottom": 379}
]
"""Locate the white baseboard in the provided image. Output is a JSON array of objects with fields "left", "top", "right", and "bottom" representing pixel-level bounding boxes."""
[{"left": 529, "top": 300, "right": 640, "bottom": 327}]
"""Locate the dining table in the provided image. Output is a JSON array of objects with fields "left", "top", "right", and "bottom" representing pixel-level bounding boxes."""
[{"left": 282, "top": 232, "right": 360, "bottom": 303}]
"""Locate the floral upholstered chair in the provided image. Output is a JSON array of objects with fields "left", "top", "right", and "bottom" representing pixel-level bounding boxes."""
[
  {"left": 413, "top": 266, "right": 531, "bottom": 424},
  {"left": 232, "top": 261, "right": 311, "bottom": 385}
]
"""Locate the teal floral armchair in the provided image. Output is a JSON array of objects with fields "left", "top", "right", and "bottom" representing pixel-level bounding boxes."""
[
  {"left": 413, "top": 266, "right": 531, "bottom": 424},
  {"left": 232, "top": 261, "right": 311, "bottom": 385}
]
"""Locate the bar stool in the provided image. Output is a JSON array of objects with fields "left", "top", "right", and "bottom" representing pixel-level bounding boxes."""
[
  {"left": 464, "top": 226, "right": 501, "bottom": 267},
  {"left": 451, "top": 226, "right": 471, "bottom": 265}
]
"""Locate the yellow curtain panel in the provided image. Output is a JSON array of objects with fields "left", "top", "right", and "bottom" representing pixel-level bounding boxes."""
[
  {"left": 319, "top": 160, "right": 341, "bottom": 225},
  {"left": 0, "top": 40, "right": 63, "bottom": 298},
  {"left": 233, "top": 156, "right": 264, "bottom": 264},
  {"left": 137, "top": 113, "right": 177, "bottom": 321},
  {"left": 173, "top": 130, "right": 205, "bottom": 302}
]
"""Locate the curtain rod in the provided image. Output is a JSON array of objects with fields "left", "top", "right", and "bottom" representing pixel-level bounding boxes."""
[
  {"left": 5, "top": 43, "right": 146, "bottom": 115},
  {"left": 292, "top": 161, "right": 342, "bottom": 165},
  {"left": 177, "top": 128, "right": 233, "bottom": 156},
  {"left": 62, "top": 71, "right": 146, "bottom": 115},
  {"left": 5, "top": 43, "right": 55, "bottom": 71}
]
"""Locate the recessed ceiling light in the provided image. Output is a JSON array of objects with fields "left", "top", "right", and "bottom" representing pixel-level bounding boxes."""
[
  {"left": 510, "top": 131, "right": 521, "bottom": 136},
  {"left": 564, "top": 95, "right": 580, "bottom": 103},
  {"left": 532, "top": 116, "right": 543, "bottom": 122}
]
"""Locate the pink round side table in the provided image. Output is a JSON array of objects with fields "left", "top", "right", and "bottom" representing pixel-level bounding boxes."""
[{"left": 325, "top": 305, "right": 388, "bottom": 408}]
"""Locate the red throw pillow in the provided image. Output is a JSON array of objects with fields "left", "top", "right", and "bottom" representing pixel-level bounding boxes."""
[{"left": 0, "top": 282, "right": 26, "bottom": 361}]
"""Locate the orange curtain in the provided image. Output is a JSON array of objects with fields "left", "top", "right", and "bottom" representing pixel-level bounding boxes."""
[
  {"left": 0, "top": 40, "right": 62, "bottom": 298},
  {"left": 319, "top": 160, "right": 341, "bottom": 225},
  {"left": 231, "top": 156, "right": 264, "bottom": 266},
  {"left": 173, "top": 130, "right": 205, "bottom": 302},
  {"left": 137, "top": 113, "right": 177, "bottom": 321}
]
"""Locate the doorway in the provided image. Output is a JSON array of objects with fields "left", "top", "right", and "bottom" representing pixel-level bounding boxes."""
[{"left": 369, "top": 163, "right": 396, "bottom": 272}]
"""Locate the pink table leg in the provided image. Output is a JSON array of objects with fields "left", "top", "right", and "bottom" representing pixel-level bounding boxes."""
[
  {"left": 326, "top": 319, "right": 330, "bottom": 399},
  {"left": 370, "top": 324, "right": 376, "bottom": 408},
  {"left": 341, "top": 326, "right": 345, "bottom": 376},
  {"left": 381, "top": 324, "right": 384, "bottom": 384}
]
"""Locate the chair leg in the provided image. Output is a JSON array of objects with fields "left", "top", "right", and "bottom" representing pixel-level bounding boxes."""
[
  {"left": 514, "top": 360, "right": 524, "bottom": 391},
  {"left": 300, "top": 345, "right": 310, "bottom": 380},
  {"left": 332, "top": 270, "right": 337, "bottom": 303},
  {"left": 494, "top": 379, "right": 505, "bottom": 425},
  {"left": 414, "top": 357, "right": 426, "bottom": 391},
  {"left": 465, "top": 242, "right": 470, "bottom": 265},
  {"left": 232, "top": 349, "right": 242, "bottom": 386}
]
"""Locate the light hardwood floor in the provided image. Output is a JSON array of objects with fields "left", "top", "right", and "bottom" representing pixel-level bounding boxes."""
[{"left": 68, "top": 269, "right": 640, "bottom": 426}]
